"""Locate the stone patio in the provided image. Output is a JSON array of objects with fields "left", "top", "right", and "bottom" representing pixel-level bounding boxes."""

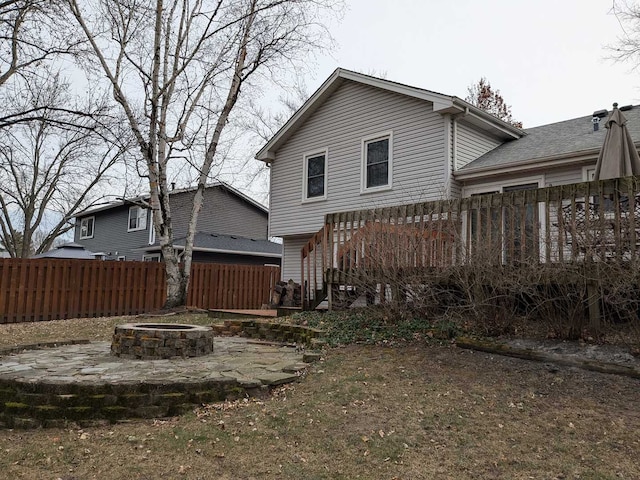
[{"left": 0, "top": 337, "right": 316, "bottom": 428}]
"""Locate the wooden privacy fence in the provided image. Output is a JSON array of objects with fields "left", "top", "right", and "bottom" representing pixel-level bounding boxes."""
[
  {"left": 0, "top": 259, "right": 280, "bottom": 323},
  {"left": 188, "top": 263, "right": 281, "bottom": 310}
]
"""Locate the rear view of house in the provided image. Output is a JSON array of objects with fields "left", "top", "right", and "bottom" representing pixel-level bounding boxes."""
[
  {"left": 256, "top": 68, "right": 523, "bottom": 283},
  {"left": 257, "top": 68, "right": 640, "bottom": 310}
]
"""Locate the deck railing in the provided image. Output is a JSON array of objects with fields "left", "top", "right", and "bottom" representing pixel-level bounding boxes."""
[{"left": 300, "top": 176, "right": 640, "bottom": 305}]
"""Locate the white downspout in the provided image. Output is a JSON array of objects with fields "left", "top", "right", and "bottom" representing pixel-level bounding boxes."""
[{"left": 449, "top": 107, "right": 469, "bottom": 197}]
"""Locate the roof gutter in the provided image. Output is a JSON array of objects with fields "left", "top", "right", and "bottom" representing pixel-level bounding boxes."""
[
  {"left": 451, "top": 98, "right": 524, "bottom": 140},
  {"left": 140, "top": 245, "right": 282, "bottom": 258}
]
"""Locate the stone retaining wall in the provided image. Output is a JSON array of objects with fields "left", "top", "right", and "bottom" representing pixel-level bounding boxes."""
[
  {"left": 210, "top": 319, "right": 325, "bottom": 346},
  {"left": 0, "top": 376, "right": 256, "bottom": 429}
]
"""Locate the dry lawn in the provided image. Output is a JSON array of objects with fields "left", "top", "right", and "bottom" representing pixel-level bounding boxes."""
[{"left": 0, "top": 315, "right": 639, "bottom": 479}]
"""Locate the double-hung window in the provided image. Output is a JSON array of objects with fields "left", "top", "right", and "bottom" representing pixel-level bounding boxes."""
[
  {"left": 303, "top": 149, "right": 327, "bottom": 201},
  {"left": 128, "top": 206, "right": 147, "bottom": 231},
  {"left": 79, "top": 216, "right": 94, "bottom": 239},
  {"left": 361, "top": 132, "right": 393, "bottom": 192}
]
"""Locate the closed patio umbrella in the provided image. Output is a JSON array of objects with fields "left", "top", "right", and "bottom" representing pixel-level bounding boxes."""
[{"left": 594, "top": 103, "right": 640, "bottom": 180}]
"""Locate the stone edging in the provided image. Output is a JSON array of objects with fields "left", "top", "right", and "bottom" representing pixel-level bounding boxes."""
[
  {"left": 456, "top": 337, "right": 640, "bottom": 379},
  {"left": 210, "top": 319, "right": 326, "bottom": 347},
  {"left": 0, "top": 375, "right": 259, "bottom": 429}
]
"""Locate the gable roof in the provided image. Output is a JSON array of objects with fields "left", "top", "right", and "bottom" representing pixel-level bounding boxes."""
[
  {"left": 255, "top": 68, "right": 524, "bottom": 162},
  {"left": 455, "top": 105, "right": 640, "bottom": 180},
  {"left": 76, "top": 182, "right": 267, "bottom": 218}
]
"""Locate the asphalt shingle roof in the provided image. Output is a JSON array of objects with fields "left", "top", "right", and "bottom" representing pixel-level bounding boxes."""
[
  {"left": 148, "top": 232, "right": 282, "bottom": 257},
  {"left": 462, "top": 105, "right": 640, "bottom": 171},
  {"left": 32, "top": 243, "right": 98, "bottom": 259}
]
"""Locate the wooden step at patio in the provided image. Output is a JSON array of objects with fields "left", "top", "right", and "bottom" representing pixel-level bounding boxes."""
[{"left": 208, "top": 309, "right": 278, "bottom": 320}]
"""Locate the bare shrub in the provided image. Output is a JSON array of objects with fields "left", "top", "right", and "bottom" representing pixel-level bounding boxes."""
[{"left": 321, "top": 190, "right": 640, "bottom": 349}]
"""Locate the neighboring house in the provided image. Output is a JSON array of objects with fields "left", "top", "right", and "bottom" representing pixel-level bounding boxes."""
[
  {"left": 74, "top": 183, "right": 282, "bottom": 266},
  {"left": 256, "top": 68, "right": 640, "bottom": 283}
]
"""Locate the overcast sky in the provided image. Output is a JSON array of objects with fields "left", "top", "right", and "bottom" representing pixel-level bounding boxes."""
[{"left": 300, "top": 0, "right": 638, "bottom": 129}]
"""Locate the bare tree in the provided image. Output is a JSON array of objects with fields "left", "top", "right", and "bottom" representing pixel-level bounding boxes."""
[
  {"left": 67, "top": 0, "right": 342, "bottom": 307},
  {"left": 608, "top": 1, "right": 640, "bottom": 66},
  {"left": 0, "top": 0, "right": 88, "bottom": 128},
  {"left": 465, "top": 77, "right": 522, "bottom": 128},
  {"left": 0, "top": 73, "right": 130, "bottom": 257}
]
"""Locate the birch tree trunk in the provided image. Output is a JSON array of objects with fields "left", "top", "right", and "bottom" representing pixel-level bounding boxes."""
[{"left": 68, "top": 0, "right": 341, "bottom": 308}]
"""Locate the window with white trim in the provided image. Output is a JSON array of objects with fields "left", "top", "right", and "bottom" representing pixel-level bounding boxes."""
[
  {"left": 583, "top": 167, "right": 596, "bottom": 182},
  {"left": 583, "top": 166, "right": 615, "bottom": 213},
  {"left": 303, "top": 149, "right": 327, "bottom": 201},
  {"left": 143, "top": 253, "right": 161, "bottom": 262},
  {"left": 79, "top": 216, "right": 94, "bottom": 239},
  {"left": 128, "top": 206, "right": 147, "bottom": 232},
  {"left": 362, "top": 132, "right": 392, "bottom": 192}
]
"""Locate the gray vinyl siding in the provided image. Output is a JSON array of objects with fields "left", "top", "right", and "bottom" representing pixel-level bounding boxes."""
[
  {"left": 545, "top": 165, "right": 592, "bottom": 186},
  {"left": 281, "top": 236, "right": 308, "bottom": 283},
  {"left": 461, "top": 162, "right": 595, "bottom": 195},
  {"left": 170, "top": 187, "right": 268, "bottom": 239},
  {"left": 74, "top": 205, "right": 150, "bottom": 260},
  {"left": 456, "top": 121, "right": 502, "bottom": 170},
  {"left": 270, "top": 80, "right": 447, "bottom": 238},
  {"left": 449, "top": 178, "right": 463, "bottom": 199}
]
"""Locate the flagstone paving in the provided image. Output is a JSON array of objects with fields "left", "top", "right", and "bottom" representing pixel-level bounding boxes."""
[{"left": 0, "top": 338, "right": 313, "bottom": 428}]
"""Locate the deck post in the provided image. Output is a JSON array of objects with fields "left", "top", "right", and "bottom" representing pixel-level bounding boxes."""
[{"left": 586, "top": 280, "right": 601, "bottom": 333}]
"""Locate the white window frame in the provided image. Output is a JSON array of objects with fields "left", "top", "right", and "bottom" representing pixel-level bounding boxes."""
[
  {"left": 79, "top": 216, "right": 95, "bottom": 240},
  {"left": 117, "top": 255, "right": 126, "bottom": 261},
  {"left": 302, "top": 148, "right": 328, "bottom": 203},
  {"left": 143, "top": 253, "right": 161, "bottom": 262},
  {"left": 361, "top": 131, "right": 393, "bottom": 194},
  {"left": 127, "top": 206, "right": 147, "bottom": 232},
  {"left": 582, "top": 165, "right": 596, "bottom": 182}
]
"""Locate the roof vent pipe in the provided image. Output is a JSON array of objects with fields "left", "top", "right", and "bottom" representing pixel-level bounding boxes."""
[{"left": 592, "top": 116, "right": 600, "bottom": 132}]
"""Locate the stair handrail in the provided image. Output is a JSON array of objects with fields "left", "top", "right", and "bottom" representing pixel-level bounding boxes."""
[{"left": 300, "top": 224, "right": 329, "bottom": 309}]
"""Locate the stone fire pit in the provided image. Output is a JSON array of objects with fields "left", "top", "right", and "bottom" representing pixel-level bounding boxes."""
[{"left": 111, "top": 323, "right": 214, "bottom": 359}]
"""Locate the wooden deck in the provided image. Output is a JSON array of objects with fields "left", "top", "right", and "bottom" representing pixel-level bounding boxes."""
[{"left": 300, "top": 176, "right": 640, "bottom": 323}]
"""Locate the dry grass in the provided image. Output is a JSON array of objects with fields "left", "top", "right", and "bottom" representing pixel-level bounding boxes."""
[{"left": 0, "top": 316, "right": 639, "bottom": 479}]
